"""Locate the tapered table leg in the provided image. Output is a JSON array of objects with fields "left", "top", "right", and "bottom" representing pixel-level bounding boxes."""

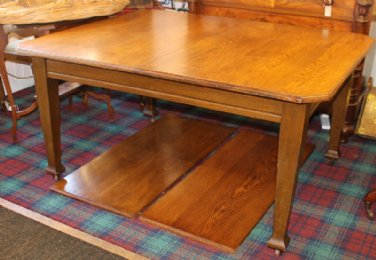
[
  {"left": 325, "top": 77, "right": 351, "bottom": 161},
  {"left": 267, "top": 102, "right": 310, "bottom": 253},
  {"left": 33, "top": 57, "right": 65, "bottom": 179}
]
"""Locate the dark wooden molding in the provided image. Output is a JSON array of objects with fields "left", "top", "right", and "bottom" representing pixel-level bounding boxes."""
[
  {"left": 354, "top": 0, "right": 374, "bottom": 33},
  {"left": 341, "top": 0, "right": 374, "bottom": 141},
  {"left": 322, "top": 0, "right": 335, "bottom": 6},
  {"left": 188, "top": 0, "right": 199, "bottom": 14}
]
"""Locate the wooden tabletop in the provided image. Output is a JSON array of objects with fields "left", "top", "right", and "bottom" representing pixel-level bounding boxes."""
[{"left": 17, "top": 10, "right": 373, "bottom": 103}]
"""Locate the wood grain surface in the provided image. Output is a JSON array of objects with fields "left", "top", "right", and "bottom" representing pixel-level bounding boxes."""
[
  {"left": 201, "top": 0, "right": 356, "bottom": 20},
  {"left": 141, "top": 130, "right": 314, "bottom": 251},
  {"left": 51, "top": 115, "right": 234, "bottom": 217},
  {"left": 198, "top": 0, "right": 356, "bottom": 21},
  {"left": 17, "top": 10, "right": 373, "bottom": 103}
]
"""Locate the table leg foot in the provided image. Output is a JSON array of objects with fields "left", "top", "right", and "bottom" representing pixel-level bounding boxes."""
[
  {"left": 46, "top": 165, "right": 65, "bottom": 180},
  {"left": 325, "top": 76, "right": 351, "bottom": 164},
  {"left": 140, "top": 96, "right": 158, "bottom": 121},
  {"left": 267, "top": 235, "right": 290, "bottom": 253},
  {"left": 325, "top": 150, "right": 340, "bottom": 161}
]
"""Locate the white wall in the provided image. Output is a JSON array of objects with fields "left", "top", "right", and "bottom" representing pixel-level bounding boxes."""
[
  {"left": 3, "top": 61, "right": 34, "bottom": 94},
  {"left": 363, "top": 21, "right": 376, "bottom": 85}
]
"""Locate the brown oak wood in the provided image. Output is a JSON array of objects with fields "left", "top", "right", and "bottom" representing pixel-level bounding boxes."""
[
  {"left": 32, "top": 57, "right": 65, "bottom": 179},
  {"left": 17, "top": 10, "right": 373, "bottom": 104},
  {"left": 192, "top": 0, "right": 373, "bottom": 32},
  {"left": 199, "top": 6, "right": 353, "bottom": 31},
  {"left": 198, "top": 0, "right": 357, "bottom": 20},
  {"left": 190, "top": 0, "right": 375, "bottom": 141},
  {"left": 267, "top": 102, "right": 310, "bottom": 251},
  {"left": 0, "top": 72, "right": 6, "bottom": 110},
  {"left": 364, "top": 188, "right": 376, "bottom": 219},
  {"left": 326, "top": 76, "right": 352, "bottom": 161},
  {"left": 139, "top": 96, "right": 158, "bottom": 121},
  {"left": 82, "top": 88, "right": 114, "bottom": 119},
  {"left": 141, "top": 130, "right": 314, "bottom": 252},
  {"left": 20, "top": 10, "right": 373, "bottom": 253},
  {"left": 46, "top": 60, "right": 283, "bottom": 123},
  {"left": 51, "top": 115, "right": 234, "bottom": 217}
]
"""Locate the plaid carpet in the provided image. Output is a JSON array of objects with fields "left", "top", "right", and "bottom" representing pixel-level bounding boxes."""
[{"left": 1, "top": 88, "right": 375, "bottom": 259}]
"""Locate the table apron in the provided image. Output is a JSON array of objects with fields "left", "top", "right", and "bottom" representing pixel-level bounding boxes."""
[{"left": 47, "top": 60, "right": 283, "bottom": 122}]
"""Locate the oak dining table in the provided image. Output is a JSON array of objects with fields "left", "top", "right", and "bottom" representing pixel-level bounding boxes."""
[{"left": 17, "top": 10, "right": 373, "bottom": 253}]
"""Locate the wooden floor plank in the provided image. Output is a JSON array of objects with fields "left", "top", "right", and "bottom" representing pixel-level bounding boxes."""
[
  {"left": 51, "top": 115, "right": 235, "bottom": 217},
  {"left": 141, "top": 130, "right": 314, "bottom": 252}
]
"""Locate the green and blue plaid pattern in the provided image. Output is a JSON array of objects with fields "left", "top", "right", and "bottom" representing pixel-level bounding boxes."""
[{"left": 0, "top": 88, "right": 375, "bottom": 259}]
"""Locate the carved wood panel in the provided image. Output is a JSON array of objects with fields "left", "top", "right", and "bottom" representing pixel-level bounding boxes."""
[
  {"left": 201, "top": 0, "right": 356, "bottom": 21},
  {"left": 275, "top": 0, "right": 355, "bottom": 20},
  {"left": 202, "top": 0, "right": 276, "bottom": 9}
]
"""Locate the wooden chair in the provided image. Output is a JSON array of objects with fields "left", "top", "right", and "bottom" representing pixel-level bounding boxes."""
[
  {"left": 1, "top": 25, "right": 81, "bottom": 142},
  {"left": 0, "top": 0, "right": 130, "bottom": 142}
]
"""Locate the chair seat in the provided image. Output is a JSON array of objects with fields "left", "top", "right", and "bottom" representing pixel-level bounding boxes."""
[{"left": 0, "top": 0, "right": 130, "bottom": 25}]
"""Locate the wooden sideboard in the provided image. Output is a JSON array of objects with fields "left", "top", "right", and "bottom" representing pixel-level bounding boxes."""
[{"left": 188, "top": 0, "right": 374, "bottom": 141}]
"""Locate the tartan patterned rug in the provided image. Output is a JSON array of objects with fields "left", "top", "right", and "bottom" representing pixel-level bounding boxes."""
[{"left": 1, "top": 88, "right": 375, "bottom": 259}]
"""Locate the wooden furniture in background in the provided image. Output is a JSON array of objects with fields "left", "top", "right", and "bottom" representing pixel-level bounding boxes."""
[
  {"left": 365, "top": 188, "right": 376, "bottom": 219},
  {"left": 356, "top": 86, "right": 376, "bottom": 138},
  {"left": 0, "top": 0, "right": 129, "bottom": 24},
  {"left": 358, "top": 86, "right": 376, "bottom": 221},
  {"left": 0, "top": 25, "right": 84, "bottom": 142},
  {"left": 0, "top": 24, "right": 115, "bottom": 142},
  {"left": 0, "top": 0, "right": 130, "bottom": 142},
  {"left": 17, "top": 10, "right": 373, "bottom": 253},
  {"left": 186, "top": 0, "right": 374, "bottom": 142}
]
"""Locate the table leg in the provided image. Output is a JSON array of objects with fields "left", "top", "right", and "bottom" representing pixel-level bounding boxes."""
[
  {"left": 267, "top": 102, "right": 310, "bottom": 253},
  {"left": 325, "top": 77, "right": 351, "bottom": 161},
  {"left": 140, "top": 96, "right": 158, "bottom": 122},
  {"left": 33, "top": 57, "right": 65, "bottom": 180}
]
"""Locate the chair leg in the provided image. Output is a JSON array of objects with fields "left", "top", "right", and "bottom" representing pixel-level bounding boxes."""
[
  {"left": 0, "top": 26, "right": 7, "bottom": 111},
  {"left": 0, "top": 50, "right": 19, "bottom": 142},
  {"left": 82, "top": 88, "right": 114, "bottom": 119},
  {"left": 0, "top": 77, "right": 6, "bottom": 111},
  {"left": 365, "top": 188, "right": 376, "bottom": 220},
  {"left": 105, "top": 89, "right": 114, "bottom": 119},
  {"left": 139, "top": 96, "right": 158, "bottom": 122},
  {"left": 82, "top": 90, "right": 89, "bottom": 108},
  {"left": 10, "top": 107, "right": 17, "bottom": 142},
  {"left": 68, "top": 95, "right": 73, "bottom": 111},
  {"left": 1, "top": 48, "right": 39, "bottom": 142}
]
